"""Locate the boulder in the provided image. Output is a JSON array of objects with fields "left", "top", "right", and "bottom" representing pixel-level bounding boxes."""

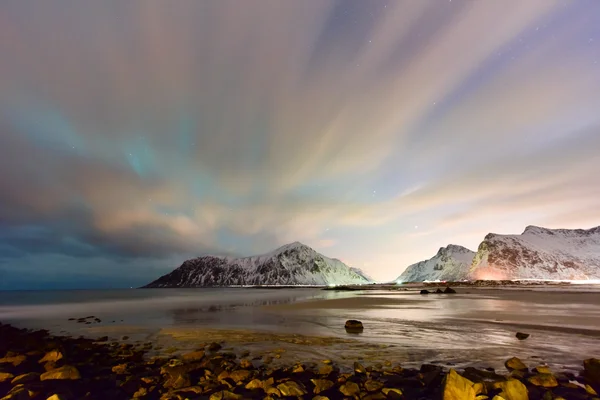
[
  {"left": 504, "top": 357, "right": 528, "bottom": 371},
  {"left": 0, "top": 372, "right": 14, "bottom": 383},
  {"left": 111, "top": 363, "right": 128, "bottom": 374},
  {"left": 364, "top": 379, "right": 384, "bottom": 392},
  {"left": 442, "top": 369, "right": 476, "bottom": 400},
  {"left": 228, "top": 369, "right": 251, "bottom": 384},
  {"left": 444, "top": 287, "right": 457, "bottom": 294},
  {"left": 533, "top": 366, "right": 551, "bottom": 374},
  {"left": 46, "top": 395, "right": 67, "bottom": 400},
  {"left": 39, "top": 350, "right": 63, "bottom": 364},
  {"left": 311, "top": 378, "right": 334, "bottom": 394},
  {"left": 436, "top": 289, "right": 444, "bottom": 293},
  {"left": 277, "top": 381, "right": 307, "bottom": 396},
  {"left": 11, "top": 372, "right": 39, "bottom": 385},
  {"left": 515, "top": 332, "right": 530, "bottom": 340},
  {"left": 345, "top": 320, "right": 364, "bottom": 333},
  {"left": 40, "top": 365, "right": 81, "bottom": 381},
  {"left": 319, "top": 364, "right": 334, "bottom": 375},
  {"left": 420, "top": 290, "right": 430, "bottom": 294},
  {"left": 492, "top": 379, "right": 528, "bottom": 400},
  {"left": 245, "top": 379, "right": 264, "bottom": 390},
  {"left": 584, "top": 358, "right": 600, "bottom": 385},
  {"left": 209, "top": 390, "right": 242, "bottom": 400},
  {"left": 527, "top": 373, "right": 558, "bottom": 388},
  {"left": 339, "top": 381, "right": 360, "bottom": 397},
  {"left": 182, "top": 350, "right": 205, "bottom": 362},
  {"left": 354, "top": 361, "right": 367, "bottom": 374},
  {"left": 0, "top": 355, "right": 26, "bottom": 367},
  {"left": 382, "top": 388, "right": 403, "bottom": 396}
]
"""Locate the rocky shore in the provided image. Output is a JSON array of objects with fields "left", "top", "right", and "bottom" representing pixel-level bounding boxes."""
[{"left": 1, "top": 322, "right": 599, "bottom": 400}]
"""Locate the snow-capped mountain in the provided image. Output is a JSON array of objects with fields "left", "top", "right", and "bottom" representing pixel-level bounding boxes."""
[
  {"left": 143, "top": 242, "right": 373, "bottom": 287},
  {"left": 468, "top": 225, "right": 600, "bottom": 280},
  {"left": 395, "top": 245, "right": 475, "bottom": 283}
]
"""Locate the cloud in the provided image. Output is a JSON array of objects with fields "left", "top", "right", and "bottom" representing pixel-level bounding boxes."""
[{"left": 1, "top": 0, "right": 599, "bottom": 285}]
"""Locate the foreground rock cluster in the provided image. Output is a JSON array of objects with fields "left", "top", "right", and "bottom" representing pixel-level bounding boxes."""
[{"left": 1, "top": 323, "right": 599, "bottom": 400}]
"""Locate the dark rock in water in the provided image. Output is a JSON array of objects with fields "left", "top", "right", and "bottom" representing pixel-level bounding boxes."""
[
  {"left": 435, "top": 288, "right": 444, "bottom": 293},
  {"left": 121, "top": 336, "right": 129, "bottom": 340},
  {"left": 443, "top": 286, "right": 456, "bottom": 294},
  {"left": 344, "top": 320, "right": 364, "bottom": 333},
  {"left": 516, "top": 332, "right": 530, "bottom": 340},
  {"left": 96, "top": 336, "right": 109, "bottom": 342},
  {"left": 420, "top": 289, "right": 430, "bottom": 294}
]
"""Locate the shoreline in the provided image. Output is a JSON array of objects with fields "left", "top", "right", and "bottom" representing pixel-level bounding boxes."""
[{"left": 1, "top": 322, "right": 599, "bottom": 399}]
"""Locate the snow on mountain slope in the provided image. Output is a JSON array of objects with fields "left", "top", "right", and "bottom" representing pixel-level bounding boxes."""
[
  {"left": 395, "top": 245, "right": 475, "bottom": 283},
  {"left": 143, "top": 242, "right": 373, "bottom": 287},
  {"left": 468, "top": 225, "right": 600, "bottom": 280}
]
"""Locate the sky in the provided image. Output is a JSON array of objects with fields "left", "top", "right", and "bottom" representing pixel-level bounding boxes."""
[{"left": 1, "top": 0, "right": 600, "bottom": 289}]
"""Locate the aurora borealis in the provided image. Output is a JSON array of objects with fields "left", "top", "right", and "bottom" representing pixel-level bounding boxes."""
[{"left": 1, "top": 1, "right": 600, "bottom": 289}]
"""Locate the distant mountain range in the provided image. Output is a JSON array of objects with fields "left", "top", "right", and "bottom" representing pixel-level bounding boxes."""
[
  {"left": 143, "top": 242, "right": 372, "bottom": 287},
  {"left": 397, "top": 225, "right": 600, "bottom": 282},
  {"left": 144, "top": 225, "right": 600, "bottom": 287}
]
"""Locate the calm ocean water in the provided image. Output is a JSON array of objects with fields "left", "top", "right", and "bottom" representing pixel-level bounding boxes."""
[{"left": 1, "top": 286, "right": 599, "bottom": 370}]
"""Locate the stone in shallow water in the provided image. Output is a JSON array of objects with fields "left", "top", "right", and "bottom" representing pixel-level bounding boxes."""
[
  {"left": 442, "top": 369, "right": 476, "bottom": 400},
  {"left": 492, "top": 378, "right": 528, "bottom": 400},
  {"left": 345, "top": 320, "right": 364, "bottom": 333},
  {"left": 504, "top": 357, "right": 528, "bottom": 371},
  {"left": 515, "top": 332, "right": 530, "bottom": 340}
]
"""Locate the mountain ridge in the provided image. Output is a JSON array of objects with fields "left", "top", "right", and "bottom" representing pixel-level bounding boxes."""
[
  {"left": 143, "top": 242, "right": 372, "bottom": 287},
  {"left": 468, "top": 225, "right": 600, "bottom": 280},
  {"left": 395, "top": 244, "right": 475, "bottom": 283}
]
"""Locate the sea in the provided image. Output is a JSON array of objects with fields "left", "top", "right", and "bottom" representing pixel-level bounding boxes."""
[{"left": 1, "top": 286, "right": 599, "bottom": 372}]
